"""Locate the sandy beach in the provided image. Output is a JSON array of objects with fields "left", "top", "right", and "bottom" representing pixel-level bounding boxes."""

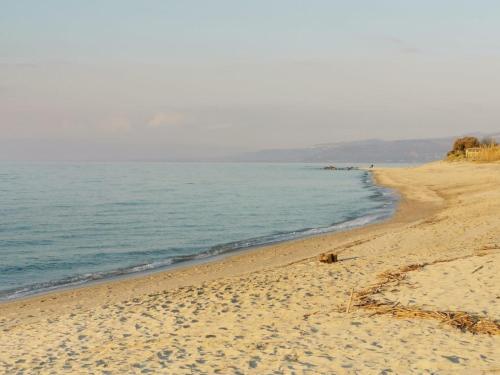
[{"left": 1, "top": 161, "right": 499, "bottom": 374}]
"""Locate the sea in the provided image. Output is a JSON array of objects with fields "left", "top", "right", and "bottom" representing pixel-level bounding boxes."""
[{"left": 0, "top": 162, "right": 397, "bottom": 300}]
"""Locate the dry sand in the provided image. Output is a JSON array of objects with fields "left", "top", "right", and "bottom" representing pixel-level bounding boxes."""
[{"left": 0, "top": 161, "right": 499, "bottom": 374}]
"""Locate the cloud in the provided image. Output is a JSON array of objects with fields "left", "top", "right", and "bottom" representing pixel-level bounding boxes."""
[{"left": 147, "top": 111, "right": 186, "bottom": 128}]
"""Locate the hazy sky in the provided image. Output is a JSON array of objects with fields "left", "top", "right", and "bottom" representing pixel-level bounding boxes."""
[{"left": 1, "top": 1, "right": 500, "bottom": 160}]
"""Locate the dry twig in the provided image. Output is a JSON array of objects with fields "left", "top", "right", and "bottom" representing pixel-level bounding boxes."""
[{"left": 353, "top": 258, "right": 500, "bottom": 335}]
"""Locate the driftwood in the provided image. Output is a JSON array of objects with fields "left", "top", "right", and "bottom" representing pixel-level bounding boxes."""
[
  {"left": 319, "top": 253, "right": 338, "bottom": 264},
  {"left": 471, "top": 265, "right": 484, "bottom": 274},
  {"left": 346, "top": 288, "right": 354, "bottom": 313}
]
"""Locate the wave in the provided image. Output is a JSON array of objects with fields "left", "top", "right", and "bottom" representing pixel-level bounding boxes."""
[
  {"left": 0, "top": 172, "right": 398, "bottom": 302},
  {"left": 0, "top": 213, "right": 396, "bottom": 302}
]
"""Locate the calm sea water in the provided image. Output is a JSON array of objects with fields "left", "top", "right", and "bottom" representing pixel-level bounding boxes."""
[{"left": 0, "top": 163, "right": 396, "bottom": 300}]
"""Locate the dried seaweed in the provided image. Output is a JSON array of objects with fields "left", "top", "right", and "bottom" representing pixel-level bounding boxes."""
[{"left": 352, "top": 258, "right": 500, "bottom": 335}]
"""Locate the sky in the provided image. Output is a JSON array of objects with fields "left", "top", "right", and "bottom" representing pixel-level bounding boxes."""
[{"left": 1, "top": 0, "right": 500, "bottom": 160}]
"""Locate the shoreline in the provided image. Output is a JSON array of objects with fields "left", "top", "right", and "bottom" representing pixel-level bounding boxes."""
[
  {"left": 0, "top": 169, "right": 398, "bottom": 304},
  {"left": 0, "top": 167, "right": 433, "bottom": 313},
  {"left": 2, "top": 161, "right": 499, "bottom": 374}
]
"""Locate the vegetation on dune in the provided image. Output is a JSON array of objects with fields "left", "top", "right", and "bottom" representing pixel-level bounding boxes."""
[
  {"left": 446, "top": 136, "right": 500, "bottom": 162},
  {"left": 447, "top": 136, "right": 479, "bottom": 160},
  {"left": 448, "top": 137, "right": 478, "bottom": 156},
  {"left": 472, "top": 145, "right": 500, "bottom": 162}
]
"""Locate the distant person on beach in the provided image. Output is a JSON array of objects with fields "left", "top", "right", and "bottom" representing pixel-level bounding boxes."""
[{"left": 370, "top": 164, "right": 374, "bottom": 169}]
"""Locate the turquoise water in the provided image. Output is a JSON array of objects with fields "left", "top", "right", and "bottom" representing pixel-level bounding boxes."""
[{"left": 0, "top": 163, "right": 396, "bottom": 300}]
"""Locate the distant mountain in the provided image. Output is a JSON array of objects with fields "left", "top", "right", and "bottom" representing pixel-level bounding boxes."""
[{"left": 231, "top": 133, "right": 500, "bottom": 163}]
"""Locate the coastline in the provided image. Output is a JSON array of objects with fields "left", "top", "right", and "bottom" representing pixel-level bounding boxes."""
[
  {"left": 0, "top": 168, "right": 397, "bottom": 303},
  {"left": 0, "top": 166, "right": 395, "bottom": 303},
  {"left": 1, "top": 161, "right": 499, "bottom": 373},
  {"left": 0, "top": 169, "right": 411, "bottom": 311}
]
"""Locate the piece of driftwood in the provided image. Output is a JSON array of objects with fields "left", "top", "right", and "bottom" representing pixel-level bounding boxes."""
[
  {"left": 319, "top": 253, "right": 338, "bottom": 263},
  {"left": 471, "top": 265, "right": 484, "bottom": 274},
  {"left": 346, "top": 288, "right": 354, "bottom": 313}
]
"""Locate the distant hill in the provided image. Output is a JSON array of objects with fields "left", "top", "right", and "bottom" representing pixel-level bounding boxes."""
[{"left": 231, "top": 133, "right": 500, "bottom": 163}]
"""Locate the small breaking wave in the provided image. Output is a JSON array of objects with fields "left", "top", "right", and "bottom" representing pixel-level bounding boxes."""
[
  {"left": 0, "top": 169, "right": 398, "bottom": 302},
  {"left": 0, "top": 204, "right": 396, "bottom": 302}
]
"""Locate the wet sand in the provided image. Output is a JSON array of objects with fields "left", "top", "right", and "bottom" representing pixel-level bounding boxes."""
[{"left": 1, "top": 161, "right": 499, "bottom": 374}]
